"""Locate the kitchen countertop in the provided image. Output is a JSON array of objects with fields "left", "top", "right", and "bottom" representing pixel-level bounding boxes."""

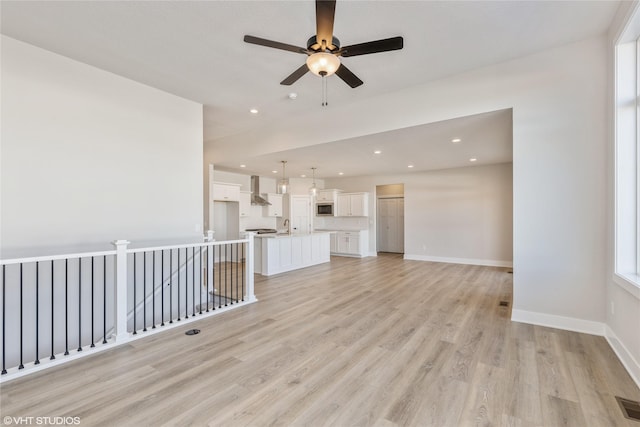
[
  {"left": 251, "top": 231, "right": 333, "bottom": 239},
  {"left": 313, "top": 229, "right": 364, "bottom": 233}
]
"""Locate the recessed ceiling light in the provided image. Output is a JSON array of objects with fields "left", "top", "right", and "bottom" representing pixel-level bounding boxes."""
[
  {"left": 408, "top": 165, "right": 414, "bottom": 168},
  {"left": 374, "top": 150, "right": 382, "bottom": 154},
  {"left": 470, "top": 158, "right": 477, "bottom": 162},
  {"left": 250, "top": 108, "right": 259, "bottom": 114},
  {"left": 240, "top": 164, "right": 246, "bottom": 168},
  {"left": 288, "top": 92, "right": 298, "bottom": 100},
  {"left": 338, "top": 172, "right": 344, "bottom": 175},
  {"left": 272, "top": 170, "right": 278, "bottom": 174},
  {"left": 451, "top": 138, "right": 461, "bottom": 143},
  {"left": 301, "top": 174, "right": 306, "bottom": 178}
]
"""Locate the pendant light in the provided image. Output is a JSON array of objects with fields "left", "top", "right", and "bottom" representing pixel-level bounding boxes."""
[
  {"left": 277, "top": 160, "right": 289, "bottom": 195},
  {"left": 309, "top": 167, "right": 318, "bottom": 197}
]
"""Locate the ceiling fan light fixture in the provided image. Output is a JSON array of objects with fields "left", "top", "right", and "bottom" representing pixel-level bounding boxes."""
[{"left": 306, "top": 52, "right": 340, "bottom": 77}]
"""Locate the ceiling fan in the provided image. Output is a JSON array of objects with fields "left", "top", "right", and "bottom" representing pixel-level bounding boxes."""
[{"left": 243, "top": 0, "right": 403, "bottom": 90}]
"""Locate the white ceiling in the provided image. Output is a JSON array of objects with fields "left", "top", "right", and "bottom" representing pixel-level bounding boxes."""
[
  {"left": 215, "top": 108, "right": 513, "bottom": 179},
  {"left": 0, "top": 1, "right": 620, "bottom": 179}
]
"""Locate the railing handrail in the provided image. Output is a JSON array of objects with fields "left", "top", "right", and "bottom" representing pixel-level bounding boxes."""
[
  {"left": 0, "top": 235, "right": 254, "bottom": 266},
  {"left": 0, "top": 249, "right": 117, "bottom": 266},
  {"left": 126, "top": 238, "right": 250, "bottom": 254}
]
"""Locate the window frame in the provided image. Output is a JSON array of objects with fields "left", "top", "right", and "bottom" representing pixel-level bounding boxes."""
[{"left": 614, "top": 19, "right": 640, "bottom": 297}]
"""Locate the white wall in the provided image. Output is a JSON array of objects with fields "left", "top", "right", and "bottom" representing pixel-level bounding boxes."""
[
  {"left": 212, "top": 170, "right": 251, "bottom": 190},
  {"left": 1, "top": 36, "right": 204, "bottom": 256},
  {"left": 325, "top": 163, "right": 513, "bottom": 265}
]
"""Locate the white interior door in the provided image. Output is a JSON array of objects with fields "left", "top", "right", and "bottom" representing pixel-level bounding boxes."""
[
  {"left": 290, "top": 195, "right": 311, "bottom": 234},
  {"left": 377, "top": 197, "right": 404, "bottom": 253}
]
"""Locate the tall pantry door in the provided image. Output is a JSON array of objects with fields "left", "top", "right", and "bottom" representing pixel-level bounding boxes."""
[
  {"left": 377, "top": 197, "right": 404, "bottom": 253},
  {"left": 291, "top": 195, "right": 311, "bottom": 234}
]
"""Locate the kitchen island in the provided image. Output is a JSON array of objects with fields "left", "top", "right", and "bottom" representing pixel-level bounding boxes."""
[{"left": 253, "top": 232, "right": 331, "bottom": 276}]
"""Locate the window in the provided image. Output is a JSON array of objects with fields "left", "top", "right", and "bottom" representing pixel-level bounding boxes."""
[{"left": 615, "top": 19, "right": 640, "bottom": 288}]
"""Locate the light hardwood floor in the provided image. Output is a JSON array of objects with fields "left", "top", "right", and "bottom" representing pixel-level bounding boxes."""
[{"left": 1, "top": 254, "right": 639, "bottom": 426}]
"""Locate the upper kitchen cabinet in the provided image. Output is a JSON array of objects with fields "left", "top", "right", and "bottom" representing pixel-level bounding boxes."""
[
  {"left": 316, "top": 189, "right": 341, "bottom": 203},
  {"left": 337, "top": 192, "right": 369, "bottom": 217},
  {"left": 239, "top": 191, "right": 251, "bottom": 217},
  {"left": 212, "top": 182, "right": 241, "bottom": 202},
  {"left": 264, "top": 193, "right": 283, "bottom": 217}
]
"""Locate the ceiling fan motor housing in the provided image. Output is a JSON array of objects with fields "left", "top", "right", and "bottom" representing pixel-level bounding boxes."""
[{"left": 307, "top": 35, "right": 340, "bottom": 52}]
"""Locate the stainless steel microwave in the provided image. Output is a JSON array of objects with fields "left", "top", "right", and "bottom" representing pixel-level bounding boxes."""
[{"left": 316, "top": 202, "right": 334, "bottom": 216}]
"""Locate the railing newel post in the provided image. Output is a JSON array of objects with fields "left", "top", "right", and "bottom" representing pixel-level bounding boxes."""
[
  {"left": 112, "top": 240, "right": 130, "bottom": 343},
  {"left": 246, "top": 233, "right": 256, "bottom": 302}
]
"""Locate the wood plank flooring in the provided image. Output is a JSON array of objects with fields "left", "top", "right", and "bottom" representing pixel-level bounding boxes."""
[{"left": 1, "top": 254, "right": 639, "bottom": 426}]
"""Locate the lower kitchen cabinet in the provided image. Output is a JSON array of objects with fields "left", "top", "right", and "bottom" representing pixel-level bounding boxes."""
[
  {"left": 331, "top": 230, "right": 369, "bottom": 258},
  {"left": 255, "top": 233, "right": 330, "bottom": 276}
]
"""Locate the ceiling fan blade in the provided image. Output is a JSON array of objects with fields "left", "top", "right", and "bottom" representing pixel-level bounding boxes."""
[
  {"left": 244, "top": 35, "right": 308, "bottom": 54},
  {"left": 335, "top": 63, "right": 363, "bottom": 88},
  {"left": 280, "top": 64, "right": 310, "bottom": 85},
  {"left": 339, "top": 36, "right": 404, "bottom": 57},
  {"left": 316, "top": 0, "right": 336, "bottom": 49}
]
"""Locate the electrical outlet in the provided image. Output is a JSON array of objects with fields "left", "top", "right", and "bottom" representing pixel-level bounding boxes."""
[{"left": 195, "top": 223, "right": 201, "bottom": 232}]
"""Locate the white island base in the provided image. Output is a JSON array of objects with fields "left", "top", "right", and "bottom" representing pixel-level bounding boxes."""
[{"left": 254, "top": 232, "right": 331, "bottom": 276}]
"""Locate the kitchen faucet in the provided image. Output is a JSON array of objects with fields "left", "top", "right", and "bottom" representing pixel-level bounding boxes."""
[{"left": 283, "top": 219, "right": 290, "bottom": 232}]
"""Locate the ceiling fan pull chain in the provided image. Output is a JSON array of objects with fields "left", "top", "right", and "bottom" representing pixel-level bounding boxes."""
[{"left": 322, "top": 75, "right": 328, "bottom": 106}]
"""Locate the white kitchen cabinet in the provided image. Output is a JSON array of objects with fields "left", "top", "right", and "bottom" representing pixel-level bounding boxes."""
[
  {"left": 331, "top": 230, "right": 369, "bottom": 258},
  {"left": 349, "top": 193, "right": 368, "bottom": 216},
  {"left": 336, "top": 232, "right": 353, "bottom": 253},
  {"left": 336, "top": 194, "right": 350, "bottom": 217},
  {"left": 264, "top": 193, "right": 283, "bottom": 217},
  {"left": 239, "top": 191, "right": 251, "bottom": 217},
  {"left": 312, "top": 233, "right": 335, "bottom": 265},
  {"left": 212, "top": 182, "right": 241, "bottom": 202},
  {"left": 329, "top": 232, "right": 337, "bottom": 253},
  {"left": 256, "top": 233, "right": 330, "bottom": 276},
  {"left": 278, "top": 237, "right": 292, "bottom": 268},
  {"left": 317, "top": 189, "right": 341, "bottom": 202},
  {"left": 337, "top": 192, "right": 369, "bottom": 217}
]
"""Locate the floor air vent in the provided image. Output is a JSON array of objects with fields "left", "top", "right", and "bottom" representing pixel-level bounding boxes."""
[
  {"left": 499, "top": 301, "right": 509, "bottom": 307},
  {"left": 616, "top": 396, "right": 640, "bottom": 421}
]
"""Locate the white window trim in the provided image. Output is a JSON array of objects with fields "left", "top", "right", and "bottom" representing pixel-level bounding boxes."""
[
  {"left": 614, "top": 272, "right": 640, "bottom": 299},
  {"left": 614, "top": 6, "right": 640, "bottom": 296}
]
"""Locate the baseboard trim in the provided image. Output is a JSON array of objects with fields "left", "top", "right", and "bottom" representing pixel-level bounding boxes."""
[
  {"left": 511, "top": 309, "right": 605, "bottom": 335},
  {"left": 403, "top": 254, "right": 512, "bottom": 268},
  {"left": 605, "top": 325, "right": 640, "bottom": 390}
]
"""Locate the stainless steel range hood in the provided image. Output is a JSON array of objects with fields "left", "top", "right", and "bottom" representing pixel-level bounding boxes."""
[{"left": 251, "top": 175, "right": 271, "bottom": 206}]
